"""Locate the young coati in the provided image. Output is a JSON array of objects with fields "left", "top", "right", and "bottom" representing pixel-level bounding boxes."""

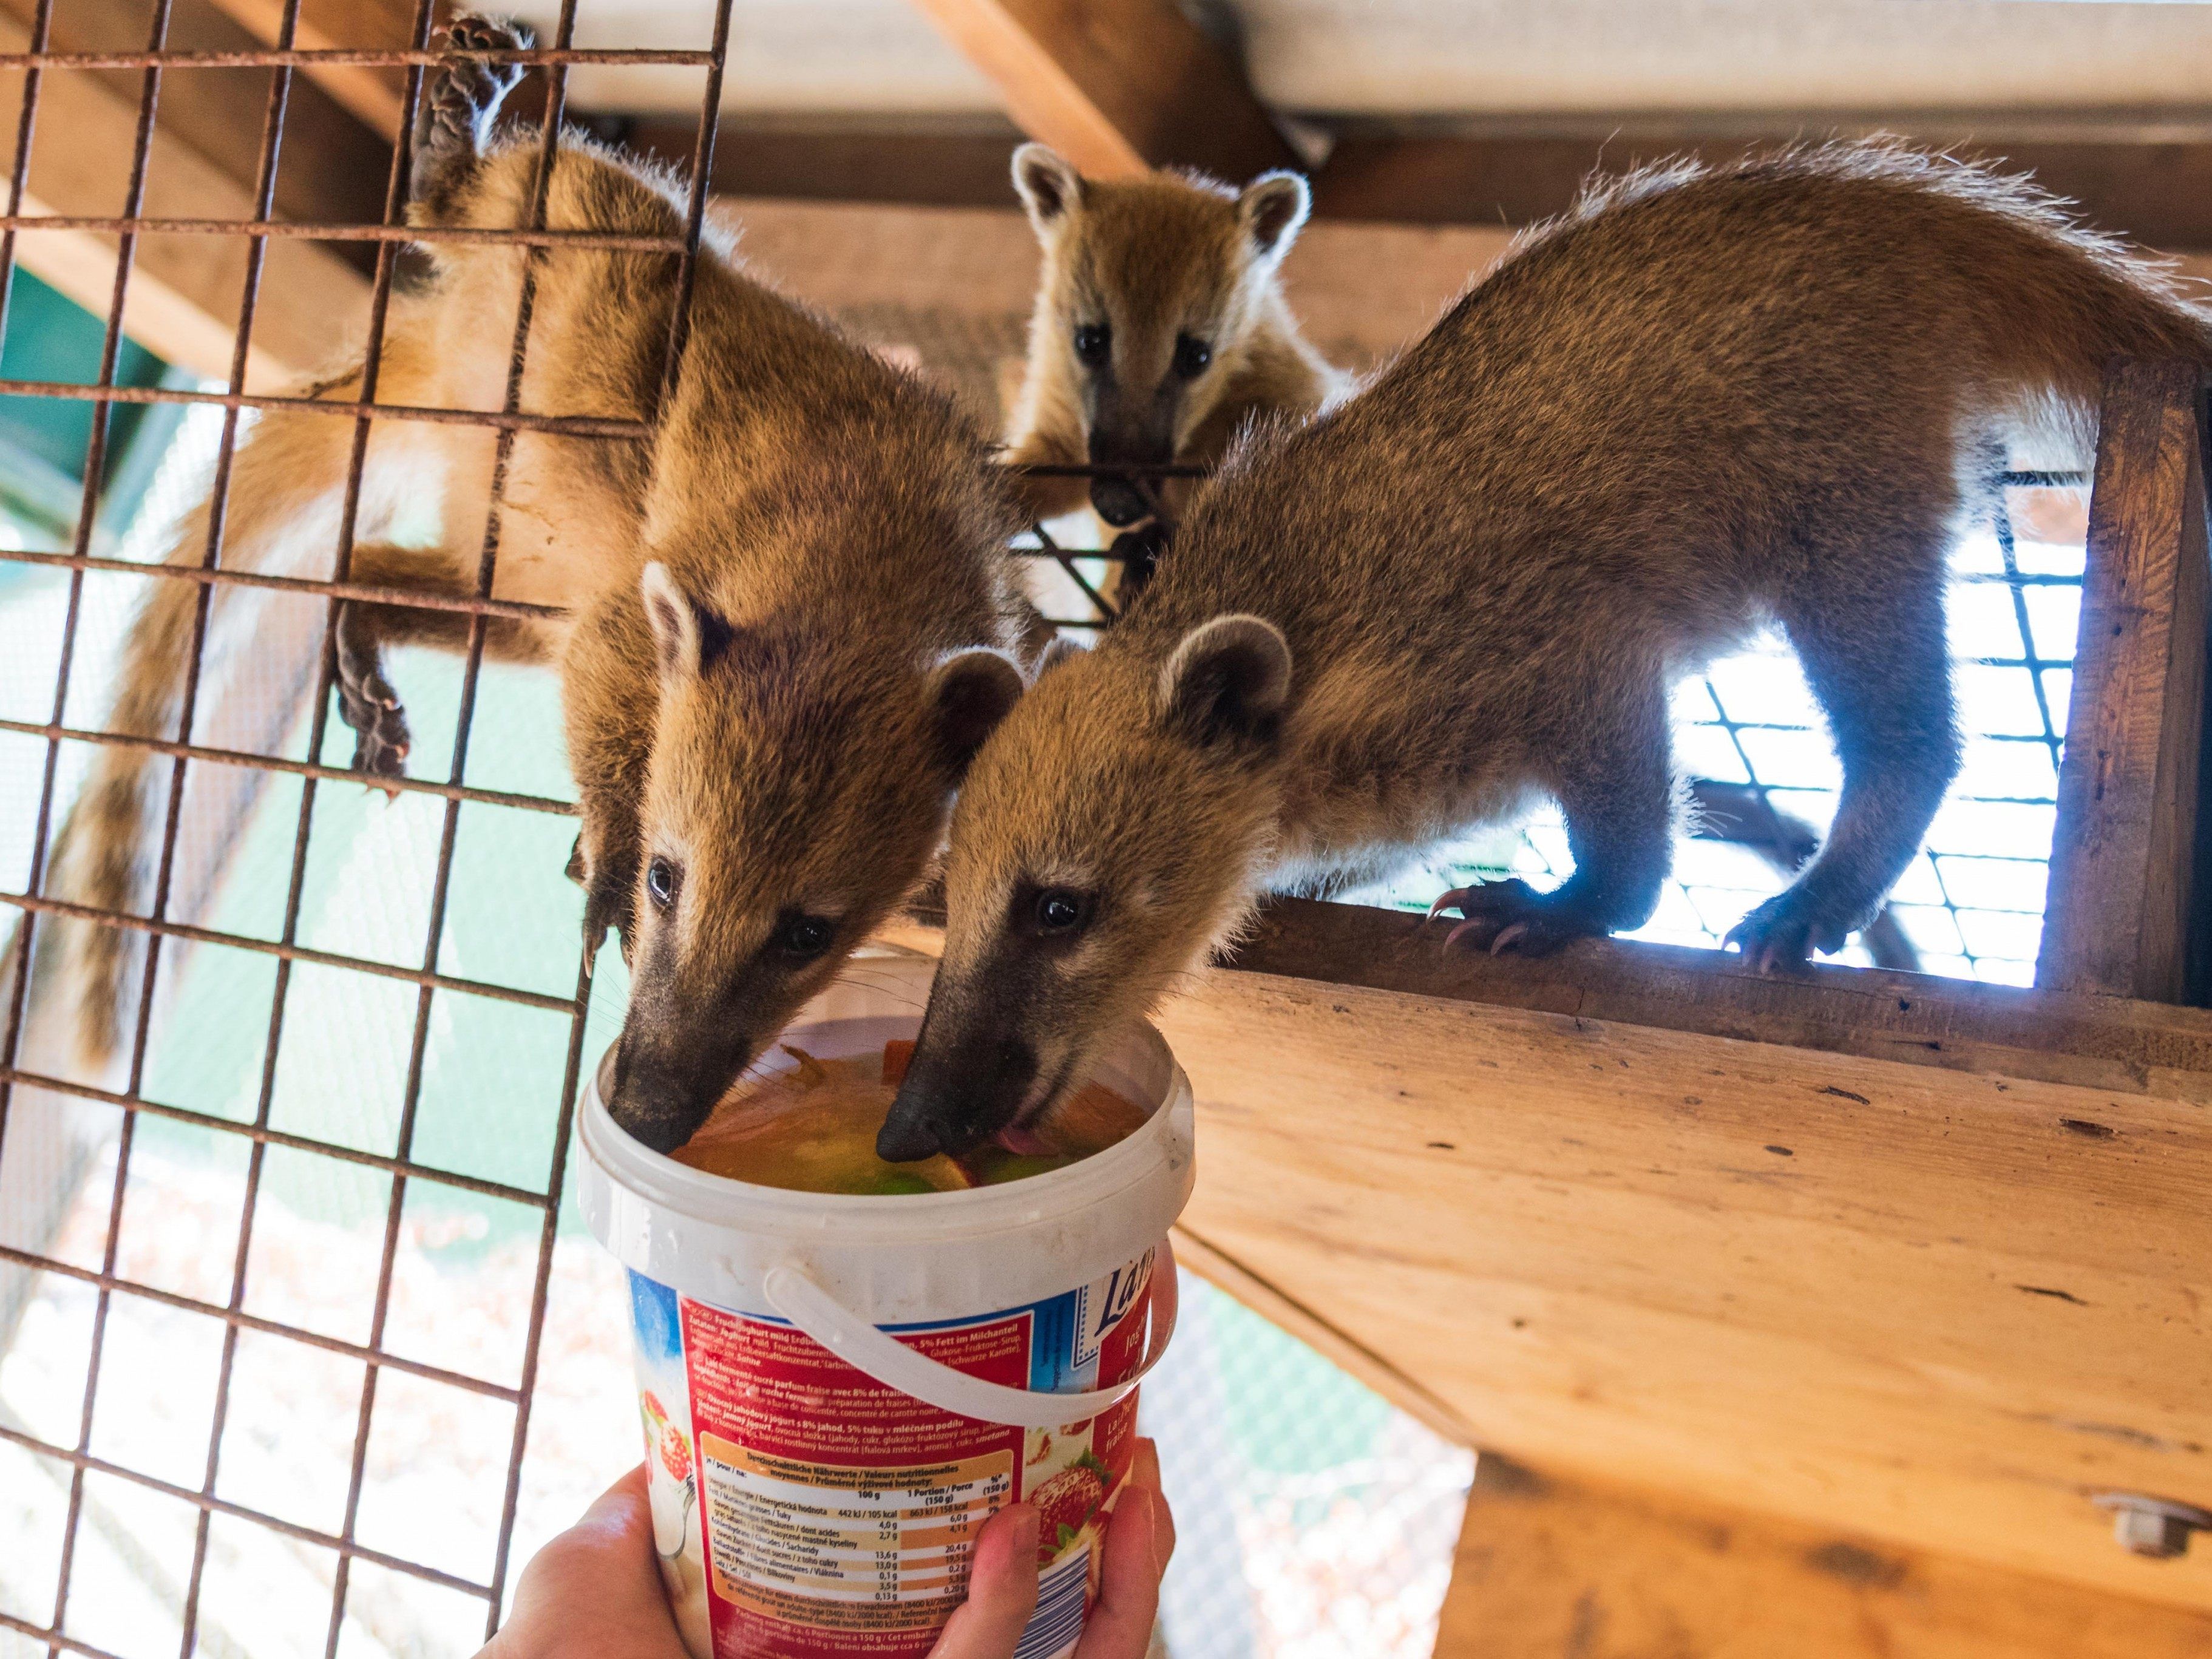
[
  {"left": 999, "top": 144, "right": 1346, "bottom": 589},
  {"left": 33, "top": 17, "right": 1031, "bottom": 1153},
  {"left": 876, "top": 142, "right": 2212, "bottom": 1160}
]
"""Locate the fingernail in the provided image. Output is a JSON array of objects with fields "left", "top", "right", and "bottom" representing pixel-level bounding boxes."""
[{"left": 1009, "top": 1504, "right": 1039, "bottom": 1555}]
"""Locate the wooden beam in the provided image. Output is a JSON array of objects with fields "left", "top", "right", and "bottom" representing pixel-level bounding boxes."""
[
  {"left": 0, "top": 2, "right": 378, "bottom": 383},
  {"left": 200, "top": 0, "right": 416, "bottom": 137},
  {"left": 875, "top": 903, "right": 2212, "bottom": 1607},
  {"left": 9, "top": 0, "right": 392, "bottom": 231},
  {"left": 588, "top": 111, "right": 2212, "bottom": 253},
  {"left": 1311, "top": 118, "right": 2212, "bottom": 251},
  {"left": 2039, "top": 359, "right": 2211, "bottom": 1002},
  {"left": 903, "top": 0, "right": 1299, "bottom": 181},
  {"left": 1436, "top": 1456, "right": 2212, "bottom": 1659}
]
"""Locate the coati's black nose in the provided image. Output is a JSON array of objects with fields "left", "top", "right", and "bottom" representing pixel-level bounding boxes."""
[
  {"left": 874, "top": 1111, "right": 943, "bottom": 1163},
  {"left": 603, "top": 1035, "right": 715, "bottom": 1156},
  {"left": 880, "top": 1030, "right": 1039, "bottom": 1161},
  {"left": 1090, "top": 474, "right": 1151, "bottom": 528}
]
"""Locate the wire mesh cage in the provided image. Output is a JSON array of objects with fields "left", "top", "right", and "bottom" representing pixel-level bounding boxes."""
[
  {"left": 0, "top": 2, "right": 732, "bottom": 1652},
  {"left": 0, "top": 6, "right": 2102, "bottom": 1658}
]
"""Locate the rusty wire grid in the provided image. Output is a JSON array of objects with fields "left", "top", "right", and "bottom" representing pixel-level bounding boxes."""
[{"left": 0, "top": 1, "right": 733, "bottom": 1653}]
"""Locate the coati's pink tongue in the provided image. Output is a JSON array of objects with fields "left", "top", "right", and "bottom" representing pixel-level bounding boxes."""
[{"left": 994, "top": 1124, "right": 1053, "bottom": 1157}]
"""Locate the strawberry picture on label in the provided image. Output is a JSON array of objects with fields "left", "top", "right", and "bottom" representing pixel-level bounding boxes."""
[{"left": 1031, "top": 1457, "right": 1110, "bottom": 1565}]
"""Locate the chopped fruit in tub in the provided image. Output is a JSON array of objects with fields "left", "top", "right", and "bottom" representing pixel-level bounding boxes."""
[
  {"left": 671, "top": 1042, "right": 1147, "bottom": 1193},
  {"left": 881, "top": 1038, "right": 915, "bottom": 1085}
]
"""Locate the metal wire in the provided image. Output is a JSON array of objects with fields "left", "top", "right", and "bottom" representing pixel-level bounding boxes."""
[{"left": 0, "top": 8, "right": 734, "bottom": 1651}]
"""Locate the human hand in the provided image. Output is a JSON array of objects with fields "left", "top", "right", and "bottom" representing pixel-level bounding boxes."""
[
  {"left": 483, "top": 1438, "right": 1174, "bottom": 1659},
  {"left": 929, "top": 1437, "right": 1175, "bottom": 1659},
  {"left": 478, "top": 1465, "right": 687, "bottom": 1659}
]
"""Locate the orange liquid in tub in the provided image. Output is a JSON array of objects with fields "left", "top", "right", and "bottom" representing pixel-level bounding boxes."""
[{"left": 670, "top": 1039, "right": 1148, "bottom": 1194}]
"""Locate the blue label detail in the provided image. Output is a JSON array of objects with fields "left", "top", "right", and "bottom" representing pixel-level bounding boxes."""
[
  {"left": 1026, "top": 1288, "right": 1080, "bottom": 1392},
  {"left": 628, "top": 1269, "right": 684, "bottom": 1363}
]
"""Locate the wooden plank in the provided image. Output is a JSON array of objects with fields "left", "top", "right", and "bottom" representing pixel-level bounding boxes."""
[
  {"left": 881, "top": 898, "right": 2212, "bottom": 1099},
  {"left": 1310, "top": 120, "right": 2212, "bottom": 251},
  {"left": 0, "top": 7, "right": 375, "bottom": 382},
  {"left": 585, "top": 109, "right": 2212, "bottom": 253},
  {"left": 1153, "top": 967, "right": 2212, "bottom": 1610},
  {"left": 200, "top": 0, "right": 415, "bottom": 136},
  {"left": 903, "top": 0, "right": 1300, "bottom": 180},
  {"left": 875, "top": 907, "right": 2212, "bottom": 1601},
  {"left": 2039, "top": 359, "right": 2211, "bottom": 1002},
  {"left": 1436, "top": 1455, "right": 2212, "bottom": 1659},
  {"left": 4, "top": 0, "right": 392, "bottom": 231}
]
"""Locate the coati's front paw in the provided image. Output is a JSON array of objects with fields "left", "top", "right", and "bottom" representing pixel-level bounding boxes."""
[
  {"left": 1724, "top": 891, "right": 1850, "bottom": 974},
  {"left": 334, "top": 617, "right": 410, "bottom": 780},
  {"left": 1430, "top": 879, "right": 1605, "bottom": 957},
  {"left": 412, "top": 15, "right": 535, "bottom": 204}
]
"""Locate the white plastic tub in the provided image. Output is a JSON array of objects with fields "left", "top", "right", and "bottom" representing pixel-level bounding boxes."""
[{"left": 577, "top": 955, "right": 1195, "bottom": 1659}]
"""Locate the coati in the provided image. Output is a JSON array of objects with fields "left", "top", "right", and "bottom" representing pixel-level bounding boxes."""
[
  {"left": 998, "top": 144, "right": 1346, "bottom": 592},
  {"left": 876, "top": 142, "right": 2212, "bottom": 1159},
  {"left": 1002, "top": 147, "right": 1922, "bottom": 969},
  {"left": 32, "top": 17, "right": 1032, "bottom": 1153}
]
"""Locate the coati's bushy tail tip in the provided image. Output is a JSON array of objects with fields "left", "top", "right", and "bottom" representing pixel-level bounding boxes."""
[{"left": 52, "top": 560, "right": 203, "bottom": 1069}]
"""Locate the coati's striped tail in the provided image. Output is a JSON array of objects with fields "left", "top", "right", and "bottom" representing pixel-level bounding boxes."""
[{"left": 44, "top": 368, "right": 381, "bottom": 1070}]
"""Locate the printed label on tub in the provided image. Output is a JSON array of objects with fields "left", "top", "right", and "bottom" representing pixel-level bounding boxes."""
[{"left": 628, "top": 1254, "right": 1153, "bottom": 1659}]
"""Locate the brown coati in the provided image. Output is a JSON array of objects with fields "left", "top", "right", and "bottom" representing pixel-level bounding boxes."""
[
  {"left": 999, "top": 144, "right": 1347, "bottom": 592},
  {"left": 876, "top": 142, "right": 2212, "bottom": 1159},
  {"left": 32, "top": 17, "right": 1031, "bottom": 1153}
]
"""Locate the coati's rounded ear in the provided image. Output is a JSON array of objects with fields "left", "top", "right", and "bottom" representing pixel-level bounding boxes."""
[
  {"left": 639, "top": 561, "right": 733, "bottom": 687},
  {"left": 931, "top": 647, "right": 1026, "bottom": 776},
  {"left": 1237, "top": 171, "right": 1311, "bottom": 262},
  {"left": 1012, "top": 143, "right": 1084, "bottom": 235},
  {"left": 1158, "top": 614, "right": 1291, "bottom": 748}
]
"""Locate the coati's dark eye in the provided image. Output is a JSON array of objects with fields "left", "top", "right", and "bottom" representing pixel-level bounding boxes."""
[
  {"left": 1173, "top": 334, "right": 1212, "bottom": 378},
  {"left": 646, "top": 858, "right": 679, "bottom": 909},
  {"left": 777, "top": 914, "right": 835, "bottom": 960},
  {"left": 1033, "top": 889, "right": 1093, "bottom": 935},
  {"left": 1073, "top": 322, "right": 1110, "bottom": 364}
]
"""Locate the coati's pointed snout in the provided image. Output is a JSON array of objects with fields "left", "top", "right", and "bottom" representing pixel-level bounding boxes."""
[
  {"left": 878, "top": 1022, "right": 1040, "bottom": 1162},
  {"left": 603, "top": 1026, "right": 747, "bottom": 1157},
  {"left": 872, "top": 1108, "right": 942, "bottom": 1164}
]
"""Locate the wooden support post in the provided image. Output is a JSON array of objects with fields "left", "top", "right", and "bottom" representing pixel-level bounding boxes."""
[
  {"left": 1434, "top": 1456, "right": 2212, "bottom": 1658},
  {"left": 2039, "top": 358, "right": 2212, "bottom": 1003},
  {"left": 904, "top": 0, "right": 1301, "bottom": 180}
]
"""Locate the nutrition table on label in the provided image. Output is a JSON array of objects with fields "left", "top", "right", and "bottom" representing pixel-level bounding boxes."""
[{"left": 705, "top": 1437, "right": 1016, "bottom": 1610}]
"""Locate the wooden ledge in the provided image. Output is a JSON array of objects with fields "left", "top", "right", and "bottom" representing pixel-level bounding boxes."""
[
  {"left": 879, "top": 900, "right": 2212, "bottom": 1607},
  {"left": 892, "top": 894, "right": 2212, "bottom": 1099}
]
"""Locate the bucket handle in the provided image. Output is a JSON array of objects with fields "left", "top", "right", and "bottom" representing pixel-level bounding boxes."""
[{"left": 761, "top": 1240, "right": 1179, "bottom": 1431}]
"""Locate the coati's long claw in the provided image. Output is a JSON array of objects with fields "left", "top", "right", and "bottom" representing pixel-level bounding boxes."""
[
  {"left": 1724, "top": 893, "right": 1846, "bottom": 974},
  {"left": 1433, "top": 878, "right": 1601, "bottom": 957}
]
